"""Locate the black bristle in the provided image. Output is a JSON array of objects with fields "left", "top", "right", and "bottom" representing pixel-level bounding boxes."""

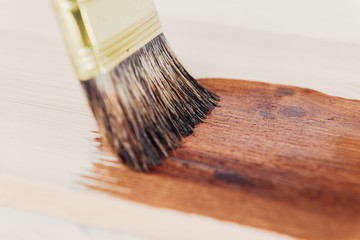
[{"left": 81, "top": 33, "right": 219, "bottom": 171}]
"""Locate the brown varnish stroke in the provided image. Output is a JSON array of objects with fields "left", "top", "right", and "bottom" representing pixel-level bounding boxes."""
[{"left": 83, "top": 78, "right": 360, "bottom": 240}]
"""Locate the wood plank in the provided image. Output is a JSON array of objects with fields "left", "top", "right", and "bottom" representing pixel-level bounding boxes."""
[
  {"left": 84, "top": 78, "right": 360, "bottom": 240},
  {"left": 0, "top": 207, "right": 143, "bottom": 240},
  {"left": 1, "top": 3, "right": 360, "bottom": 238}
]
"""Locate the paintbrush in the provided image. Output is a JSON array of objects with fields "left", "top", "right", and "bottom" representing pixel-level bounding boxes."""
[{"left": 52, "top": 0, "right": 218, "bottom": 171}]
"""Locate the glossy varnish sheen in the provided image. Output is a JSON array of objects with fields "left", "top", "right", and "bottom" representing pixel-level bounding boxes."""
[{"left": 84, "top": 78, "right": 360, "bottom": 240}]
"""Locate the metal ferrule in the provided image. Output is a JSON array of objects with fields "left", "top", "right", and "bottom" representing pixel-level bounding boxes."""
[{"left": 52, "top": 0, "right": 162, "bottom": 81}]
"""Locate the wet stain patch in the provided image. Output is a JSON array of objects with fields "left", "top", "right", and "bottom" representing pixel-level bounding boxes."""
[
  {"left": 83, "top": 78, "right": 360, "bottom": 240},
  {"left": 282, "top": 106, "right": 307, "bottom": 118},
  {"left": 275, "top": 87, "right": 295, "bottom": 97},
  {"left": 214, "top": 170, "right": 255, "bottom": 187},
  {"left": 259, "top": 110, "right": 276, "bottom": 120}
]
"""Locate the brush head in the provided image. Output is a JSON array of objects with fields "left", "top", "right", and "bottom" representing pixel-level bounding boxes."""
[
  {"left": 52, "top": 0, "right": 218, "bottom": 171},
  {"left": 82, "top": 34, "right": 218, "bottom": 171}
]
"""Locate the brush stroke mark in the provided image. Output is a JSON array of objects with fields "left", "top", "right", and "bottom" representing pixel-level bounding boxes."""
[
  {"left": 213, "top": 170, "right": 255, "bottom": 187},
  {"left": 82, "top": 78, "right": 360, "bottom": 240}
]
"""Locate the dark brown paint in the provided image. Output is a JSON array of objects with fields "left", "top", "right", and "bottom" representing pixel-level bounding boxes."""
[{"left": 82, "top": 78, "right": 360, "bottom": 240}]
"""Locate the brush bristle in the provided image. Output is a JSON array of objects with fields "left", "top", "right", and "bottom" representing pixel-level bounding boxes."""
[{"left": 81, "top": 33, "right": 219, "bottom": 171}]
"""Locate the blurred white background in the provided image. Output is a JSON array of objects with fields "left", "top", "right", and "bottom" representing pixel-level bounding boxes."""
[
  {"left": 1, "top": 0, "right": 360, "bottom": 43},
  {"left": 154, "top": 0, "right": 360, "bottom": 44}
]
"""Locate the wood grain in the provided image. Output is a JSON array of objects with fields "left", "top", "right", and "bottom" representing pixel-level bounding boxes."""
[
  {"left": 1, "top": 2, "right": 360, "bottom": 238},
  {"left": 84, "top": 78, "right": 360, "bottom": 240}
]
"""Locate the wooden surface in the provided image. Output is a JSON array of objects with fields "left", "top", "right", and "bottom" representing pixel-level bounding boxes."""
[
  {"left": 1, "top": 1, "right": 360, "bottom": 239},
  {"left": 86, "top": 78, "right": 360, "bottom": 240}
]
